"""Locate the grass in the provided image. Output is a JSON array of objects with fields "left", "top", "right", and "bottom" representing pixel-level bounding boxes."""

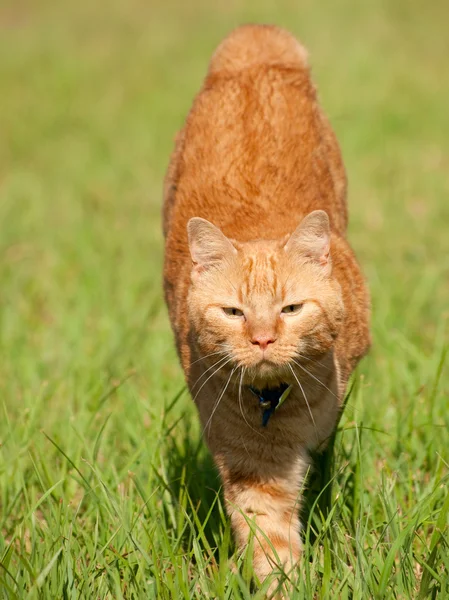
[{"left": 1, "top": 0, "right": 448, "bottom": 597}]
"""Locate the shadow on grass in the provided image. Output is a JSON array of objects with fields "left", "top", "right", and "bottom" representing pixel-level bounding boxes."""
[
  {"left": 301, "top": 380, "right": 356, "bottom": 544},
  {"left": 301, "top": 444, "right": 336, "bottom": 546},
  {"left": 163, "top": 418, "right": 225, "bottom": 555}
]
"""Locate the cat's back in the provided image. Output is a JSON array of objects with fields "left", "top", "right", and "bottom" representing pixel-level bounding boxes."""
[{"left": 164, "top": 25, "right": 347, "bottom": 247}]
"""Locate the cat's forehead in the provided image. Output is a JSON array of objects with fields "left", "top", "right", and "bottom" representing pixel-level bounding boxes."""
[
  {"left": 237, "top": 240, "right": 285, "bottom": 271},
  {"left": 235, "top": 239, "right": 287, "bottom": 300},
  {"left": 239, "top": 239, "right": 280, "bottom": 258}
]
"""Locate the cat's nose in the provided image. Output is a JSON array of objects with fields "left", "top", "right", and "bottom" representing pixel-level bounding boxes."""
[{"left": 250, "top": 335, "right": 276, "bottom": 351}]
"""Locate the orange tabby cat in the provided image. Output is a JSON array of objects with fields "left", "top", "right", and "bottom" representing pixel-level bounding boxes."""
[{"left": 163, "top": 24, "right": 370, "bottom": 590}]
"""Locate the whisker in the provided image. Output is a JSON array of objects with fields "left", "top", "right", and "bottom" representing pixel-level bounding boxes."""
[
  {"left": 238, "top": 367, "right": 264, "bottom": 438},
  {"left": 288, "top": 363, "right": 319, "bottom": 442},
  {"left": 203, "top": 367, "right": 236, "bottom": 439},
  {"left": 291, "top": 358, "right": 337, "bottom": 399},
  {"left": 189, "top": 349, "right": 228, "bottom": 367},
  {"left": 295, "top": 351, "right": 333, "bottom": 370},
  {"left": 191, "top": 354, "right": 231, "bottom": 391},
  {"left": 240, "top": 434, "right": 251, "bottom": 459},
  {"left": 294, "top": 352, "right": 320, "bottom": 364},
  {"left": 191, "top": 357, "right": 234, "bottom": 403}
]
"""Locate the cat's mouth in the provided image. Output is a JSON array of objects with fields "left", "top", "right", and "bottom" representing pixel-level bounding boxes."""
[
  {"left": 242, "top": 357, "right": 290, "bottom": 387},
  {"left": 248, "top": 353, "right": 287, "bottom": 370},
  {"left": 251, "top": 356, "right": 278, "bottom": 370}
]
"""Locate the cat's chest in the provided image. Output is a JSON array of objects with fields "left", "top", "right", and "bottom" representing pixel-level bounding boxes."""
[{"left": 196, "top": 381, "right": 339, "bottom": 452}]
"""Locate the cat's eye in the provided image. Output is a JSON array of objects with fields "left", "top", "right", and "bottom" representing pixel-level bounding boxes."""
[
  {"left": 281, "top": 303, "right": 304, "bottom": 314},
  {"left": 222, "top": 307, "right": 244, "bottom": 318}
]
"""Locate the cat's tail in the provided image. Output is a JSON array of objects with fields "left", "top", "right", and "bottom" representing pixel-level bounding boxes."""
[{"left": 208, "top": 24, "right": 309, "bottom": 75}]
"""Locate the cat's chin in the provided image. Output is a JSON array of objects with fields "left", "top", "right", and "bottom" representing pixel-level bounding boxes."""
[{"left": 244, "top": 359, "right": 288, "bottom": 387}]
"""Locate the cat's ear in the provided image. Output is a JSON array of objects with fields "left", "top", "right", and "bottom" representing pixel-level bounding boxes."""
[
  {"left": 284, "top": 210, "right": 331, "bottom": 273},
  {"left": 188, "top": 217, "right": 237, "bottom": 274}
]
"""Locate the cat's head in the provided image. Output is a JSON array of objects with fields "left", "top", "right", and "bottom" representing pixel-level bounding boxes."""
[{"left": 187, "top": 211, "right": 344, "bottom": 385}]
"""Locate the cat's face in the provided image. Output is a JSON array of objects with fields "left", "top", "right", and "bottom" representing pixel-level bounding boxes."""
[{"left": 187, "top": 211, "right": 344, "bottom": 385}]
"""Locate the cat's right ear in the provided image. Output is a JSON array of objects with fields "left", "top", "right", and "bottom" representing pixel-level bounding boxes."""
[
  {"left": 284, "top": 210, "right": 331, "bottom": 274},
  {"left": 187, "top": 218, "right": 237, "bottom": 276}
]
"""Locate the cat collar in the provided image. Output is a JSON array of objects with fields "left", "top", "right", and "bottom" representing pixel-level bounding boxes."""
[{"left": 249, "top": 384, "right": 293, "bottom": 427}]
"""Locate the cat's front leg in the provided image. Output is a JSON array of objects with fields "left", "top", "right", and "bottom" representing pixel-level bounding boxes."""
[{"left": 220, "top": 454, "right": 308, "bottom": 593}]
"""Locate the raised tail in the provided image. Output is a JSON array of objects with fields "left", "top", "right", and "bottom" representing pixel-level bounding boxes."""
[{"left": 208, "top": 24, "right": 309, "bottom": 75}]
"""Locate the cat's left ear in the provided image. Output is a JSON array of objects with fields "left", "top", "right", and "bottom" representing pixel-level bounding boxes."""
[
  {"left": 188, "top": 217, "right": 237, "bottom": 275},
  {"left": 284, "top": 210, "right": 331, "bottom": 274}
]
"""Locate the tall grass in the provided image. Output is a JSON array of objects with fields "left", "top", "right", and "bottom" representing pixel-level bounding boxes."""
[{"left": 1, "top": 0, "right": 448, "bottom": 597}]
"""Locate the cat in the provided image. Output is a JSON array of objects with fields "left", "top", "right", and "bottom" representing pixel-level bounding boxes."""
[{"left": 163, "top": 24, "right": 370, "bottom": 592}]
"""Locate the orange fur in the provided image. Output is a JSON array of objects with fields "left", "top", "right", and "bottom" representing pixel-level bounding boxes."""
[{"left": 163, "top": 24, "right": 370, "bottom": 593}]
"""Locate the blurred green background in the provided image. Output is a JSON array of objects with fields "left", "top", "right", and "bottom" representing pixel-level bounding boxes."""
[{"left": 1, "top": 0, "right": 448, "bottom": 597}]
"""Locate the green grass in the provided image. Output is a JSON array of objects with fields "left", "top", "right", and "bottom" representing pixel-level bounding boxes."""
[{"left": 1, "top": 0, "right": 449, "bottom": 597}]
